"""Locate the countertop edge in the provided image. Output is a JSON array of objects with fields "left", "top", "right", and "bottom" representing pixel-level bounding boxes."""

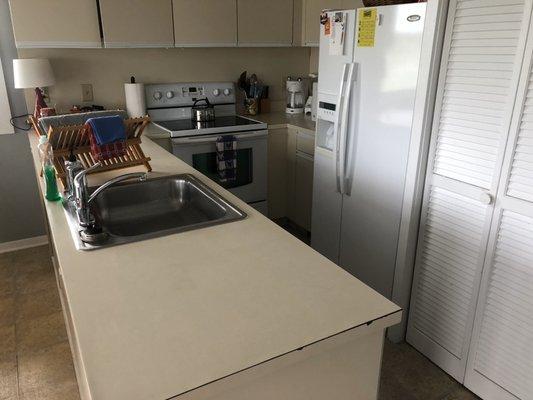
[{"left": 173, "top": 309, "right": 402, "bottom": 399}]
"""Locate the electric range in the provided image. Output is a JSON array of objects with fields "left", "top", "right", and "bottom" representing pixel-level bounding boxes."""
[
  {"left": 145, "top": 82, "right": 269, "bottom": 215},
  {"left": 145, "top": 82, "right": 267, "bottom": 137}
]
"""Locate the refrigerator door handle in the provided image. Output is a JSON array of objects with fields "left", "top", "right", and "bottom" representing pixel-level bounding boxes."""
[
  {"left": 344, "top": 63, "right": 358, "bottom": 197},
  {"left": 338, "top": 63, "right": 356, "bottom": 196},
  {"left": 335, "top": 63, "right": 349, "bottom": 194}
]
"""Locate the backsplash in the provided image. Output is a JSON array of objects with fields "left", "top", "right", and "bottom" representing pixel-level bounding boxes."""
[{"left": 18, "top": 47, "right": 312, "bottom": 114}]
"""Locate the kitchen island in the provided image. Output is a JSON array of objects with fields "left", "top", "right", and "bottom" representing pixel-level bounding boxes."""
[{"left": 29, "top": 133, "right": 401, "bottom": 400}]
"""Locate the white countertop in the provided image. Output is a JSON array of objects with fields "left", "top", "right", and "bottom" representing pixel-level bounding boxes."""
[
  {"left": 29, "top": 134, "right": 400, "bottom": 400},
  {"left": 248, "top": 112, "right": 316, "bottom": 132},
  {"left": 145, "top": 112, "right": 316, "bottom": 140}
]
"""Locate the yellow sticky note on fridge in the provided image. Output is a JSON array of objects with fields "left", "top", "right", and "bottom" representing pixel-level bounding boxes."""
[{"left": 357, "top": 8, "right": 377, "bottom": 47}]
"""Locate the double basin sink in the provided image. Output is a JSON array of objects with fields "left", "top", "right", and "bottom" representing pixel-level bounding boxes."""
[{"left": 63, "top": 174, "right": 246, "bottom": 250}]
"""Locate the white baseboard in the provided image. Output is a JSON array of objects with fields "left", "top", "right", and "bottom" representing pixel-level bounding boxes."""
[{"left": 0, "top": 235, "right": 49, "bottom": 254}]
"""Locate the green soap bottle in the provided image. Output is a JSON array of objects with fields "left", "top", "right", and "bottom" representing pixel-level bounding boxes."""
[{"left": 38, "top": 136, "right": 61, "bottom": 202}]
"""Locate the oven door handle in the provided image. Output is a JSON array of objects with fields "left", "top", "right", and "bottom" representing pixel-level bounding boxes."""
[{"left": 172, "top": 131, "right": 268, "bottom": 144}]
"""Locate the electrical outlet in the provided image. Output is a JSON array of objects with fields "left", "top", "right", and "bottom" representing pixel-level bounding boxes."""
[{"left": 81, "top": 84, "right": 93, "bottom": 102}]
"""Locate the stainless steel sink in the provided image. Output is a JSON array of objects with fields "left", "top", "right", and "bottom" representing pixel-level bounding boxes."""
[{"left": 63, "top": 174, "right": 246, "bottom": 250}]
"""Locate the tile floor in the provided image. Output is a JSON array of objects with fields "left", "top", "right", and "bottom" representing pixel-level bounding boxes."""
[
  {"left": 380, "top": 341, "right": 479, "bottom": 400},
  {"left": 0, "top": 245, "right": 480, "bottom": 400},
  {"left": 0, "top": 246, "right": 79, "bottom": 400}
]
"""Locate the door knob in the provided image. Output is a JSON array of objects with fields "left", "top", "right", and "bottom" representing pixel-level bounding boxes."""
[{"left": 479, "top": 192, "right": 493, "bottom": 205}]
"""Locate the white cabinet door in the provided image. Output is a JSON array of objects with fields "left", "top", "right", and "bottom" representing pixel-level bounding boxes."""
[
  {"left": 464, "top": 16, "right": 533, "bottom": 399},
  {"left": 303, "top": 0, "right": 342, "bottom": 46},
  {"left": 406, "top": 0, "right": 532, "bottom": 382},
  {"left": 268, "top": 128, "right": 288, "bottom": 219},
  {"left": 292, "top": 151, "right": 314, "bottom": 231},
  {"left": 9, "top": 0, "right": 101, "bottom": 48},
  {"left": 237, "top": 0, "right": 294, "bottom": 46},
  {"left": 100, "top": 0, "right": 174, "bottom": 48},
  {"left": 286, "top": 129, "right": 315, "bottom": 231},
  {"left": 173, "top": 0, "right": 237, "bottom": 46},
  {"left": 286, "top": 127, "right": 297, "bottom": 221},
  {"left": 340, "top": 0, "right": 362, "bottom": 8},
  {"left": 301, "top": 0, "right": 361, "bottom": 46}
]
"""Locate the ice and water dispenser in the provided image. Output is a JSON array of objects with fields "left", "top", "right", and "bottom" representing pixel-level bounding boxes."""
[{"left": 315, "top": 100, "right": 337, "bottom": 151}]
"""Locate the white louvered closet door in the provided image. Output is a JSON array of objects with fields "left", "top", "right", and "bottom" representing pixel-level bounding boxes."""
[
  {"left": 464, "top": 10, "right": 533, "bottom": 399},
  {"left": 406, "top": 0, "right": 532, "bottom": 382}
]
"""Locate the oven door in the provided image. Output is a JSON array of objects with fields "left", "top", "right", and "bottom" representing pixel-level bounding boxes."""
[{"left": 171, "top": 130, "right": 268, "bottom": 205}]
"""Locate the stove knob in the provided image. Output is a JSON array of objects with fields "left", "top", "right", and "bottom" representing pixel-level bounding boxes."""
[
  {"left": 223, "top": 88, "right": 231, "bottom": 96},
  {"left": 212, "top": 89, "right": 220, "bottom": 97},
  {"left": 166, "top": 91, "right": 174, "bottom": 99},
  {"left": 153, "top": 91, "right": 162, "bottom": 100}
]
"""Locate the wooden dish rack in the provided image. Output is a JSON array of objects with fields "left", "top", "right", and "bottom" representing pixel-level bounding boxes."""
[{"left": 31, "top": 115, "right": 152, "bottom": 187}]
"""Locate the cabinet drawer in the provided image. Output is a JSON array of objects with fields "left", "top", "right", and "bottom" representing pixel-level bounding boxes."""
[{"left": 296, "top": 131, "right": 315, "bottom": 156}]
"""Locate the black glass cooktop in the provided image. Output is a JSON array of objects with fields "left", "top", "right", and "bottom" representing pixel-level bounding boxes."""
[{"left": 156, "top": 116, "right": 261, "bottom": 132}]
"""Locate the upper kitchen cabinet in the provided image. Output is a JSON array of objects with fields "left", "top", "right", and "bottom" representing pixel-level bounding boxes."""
[
  {"left": 303, "top": 0, "right": 340, "bottom": 46},
  {"left": 342, "top": 0, "right": 363, "bottom": 11},
  {"left": 173, "top": 0, "right": 237, "bottom": 47},
  {"left": 99, "top": 0, "right": 174, "bottom": 48},
  {"left": 302, "top": 0, "right": 362, "bottom": 46},
  {"left": 9, "top": 0, "right": 101, "bottom": 48},
  {"left": 237, "top": 0, "right": 294, "bottom": 46}
]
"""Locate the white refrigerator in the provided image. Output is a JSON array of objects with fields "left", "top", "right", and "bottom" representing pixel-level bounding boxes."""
[{"left": 311, "top": 3, "right": 427, "bottom": 299}]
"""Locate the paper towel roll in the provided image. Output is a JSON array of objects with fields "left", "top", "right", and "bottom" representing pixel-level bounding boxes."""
[{"left": 124, "top": 83, "right": 146, "bottom": 118}]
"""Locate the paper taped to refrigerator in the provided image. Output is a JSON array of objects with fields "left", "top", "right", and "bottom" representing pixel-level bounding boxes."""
[
  {"left": 357, "top": 8, "right": 377, "bottom": 47},
  {"left": 329, "top": 12, "right": 346, "bottom": 56}
]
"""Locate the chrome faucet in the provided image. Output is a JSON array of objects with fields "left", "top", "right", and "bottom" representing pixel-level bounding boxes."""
[
  {"left": 71, "top": 162, "right": 147, "bottom": 227},
  {"left": 64, "top": 159, "right": 84, "bottom": 201}
]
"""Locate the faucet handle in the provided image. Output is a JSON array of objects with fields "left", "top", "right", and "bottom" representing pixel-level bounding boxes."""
[{"left": 86, "top": 161, "right": 103, "bottom": 173}]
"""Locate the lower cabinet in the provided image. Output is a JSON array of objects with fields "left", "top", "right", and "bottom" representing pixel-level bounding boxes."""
[
  {"left": 267, "top": 126, "right": 315, "bottom": 231},
  {"left": 267, "top": 128, "right": 289, "bottom": 219},
  {"left": 177, "top": 320, "right": 391, "bottom": 400},
  {"left": 291, "top": 151, "right": 314, "bottom": 231}
]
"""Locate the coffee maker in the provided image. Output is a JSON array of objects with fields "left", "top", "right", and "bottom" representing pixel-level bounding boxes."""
[{"left": 285, "top": 77, "right": 306, "bottom": 114}]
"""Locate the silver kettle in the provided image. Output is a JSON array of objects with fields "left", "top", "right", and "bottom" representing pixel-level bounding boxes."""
[{"left": 191, "top": 98, "right": 215, "bottom": 122}]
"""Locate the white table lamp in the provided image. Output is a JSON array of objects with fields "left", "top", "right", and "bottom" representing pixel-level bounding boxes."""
[{"left": 13, "top": 58, "right": 55, "bottom": 119}]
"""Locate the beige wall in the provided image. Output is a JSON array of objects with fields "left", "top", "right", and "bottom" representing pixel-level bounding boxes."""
[
  {"left": 0, "top": 0, "right": 46, "bottom": 243},
  {"left": 19, "top": 47, "right": 312, "bottom": 113}
]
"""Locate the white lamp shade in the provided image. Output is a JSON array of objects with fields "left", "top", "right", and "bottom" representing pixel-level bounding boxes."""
[{"left": 13, "top": 58, "right": 55, "bottom": 89}]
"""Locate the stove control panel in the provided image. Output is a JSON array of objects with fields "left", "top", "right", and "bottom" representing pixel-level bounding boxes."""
[
  {"left": 145, "top": 82, "right": 235, "bottom": 109},
  {"left": 181, "top": 86, "right": 204, "bottom": 97}
]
